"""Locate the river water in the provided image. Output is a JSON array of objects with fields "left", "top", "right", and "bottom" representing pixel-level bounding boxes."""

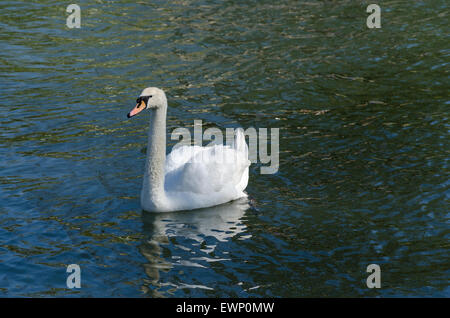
[{"left": 0, "top": 0, "right": 448, "bottom": 297}]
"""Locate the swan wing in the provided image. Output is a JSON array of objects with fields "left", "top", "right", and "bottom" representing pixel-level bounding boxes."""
[{"left": 165, "top": 129, "right": 250, "bottom": 195}]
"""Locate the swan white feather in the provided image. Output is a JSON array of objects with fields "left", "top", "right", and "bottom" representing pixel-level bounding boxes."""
[{"left": 127, "top": 87, "right": 250, "bottom": 212}]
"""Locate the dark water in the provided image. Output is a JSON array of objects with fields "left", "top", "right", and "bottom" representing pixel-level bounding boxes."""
[{"left": 0, "top": 0, "right": 448, "bottom": 297}]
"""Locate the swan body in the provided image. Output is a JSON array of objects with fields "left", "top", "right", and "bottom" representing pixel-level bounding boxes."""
[{"left": 127, "top": 87, "right": 250, "bottom": 212}]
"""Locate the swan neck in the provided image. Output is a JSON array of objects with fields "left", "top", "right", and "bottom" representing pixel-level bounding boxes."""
[{"left": 143, "top": 104, "right": 167, "bottom": 199}]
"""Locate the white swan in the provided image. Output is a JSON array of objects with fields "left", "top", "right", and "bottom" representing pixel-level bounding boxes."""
[{"left": 127, "top": 87, "right": 250, "bottom": 212}]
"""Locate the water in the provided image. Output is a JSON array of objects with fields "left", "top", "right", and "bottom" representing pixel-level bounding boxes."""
[{"left": 0, "top": 0, "right": 448, "bottom": 297}]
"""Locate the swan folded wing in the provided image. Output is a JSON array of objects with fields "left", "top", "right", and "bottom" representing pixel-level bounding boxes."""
[
  {"left": 165, "top": 144, "right": 249, "bottom": 195},
  {"left": 165, "top": 145, "right": 203, "bottom": 174}
]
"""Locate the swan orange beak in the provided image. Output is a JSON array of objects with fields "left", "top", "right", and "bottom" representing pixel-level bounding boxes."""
[{"left": 127, "top": 100, "right": 146, "bottom": 118}]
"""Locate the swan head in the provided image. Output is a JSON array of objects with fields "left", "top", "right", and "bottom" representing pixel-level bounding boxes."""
[{"left": 127, "top": 87, "right": 167, "bottom": 118}]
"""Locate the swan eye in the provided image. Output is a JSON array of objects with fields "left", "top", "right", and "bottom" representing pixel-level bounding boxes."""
[{"left": 136, "top": 95, "right": 152, "bottom": 108}]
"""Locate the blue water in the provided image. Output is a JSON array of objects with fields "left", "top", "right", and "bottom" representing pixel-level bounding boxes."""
[{"left": 0, "top": 0, "right": 448, "bottom": 297}]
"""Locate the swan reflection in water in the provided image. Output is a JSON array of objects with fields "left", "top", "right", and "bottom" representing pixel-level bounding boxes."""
[{"left": 139, "top": 198, "right": 251, "bottom": 296}]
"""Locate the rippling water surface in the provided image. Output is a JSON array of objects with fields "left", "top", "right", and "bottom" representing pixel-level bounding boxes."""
[{"left": 0, "top": 0, "right": 448, "bottom": 297}]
